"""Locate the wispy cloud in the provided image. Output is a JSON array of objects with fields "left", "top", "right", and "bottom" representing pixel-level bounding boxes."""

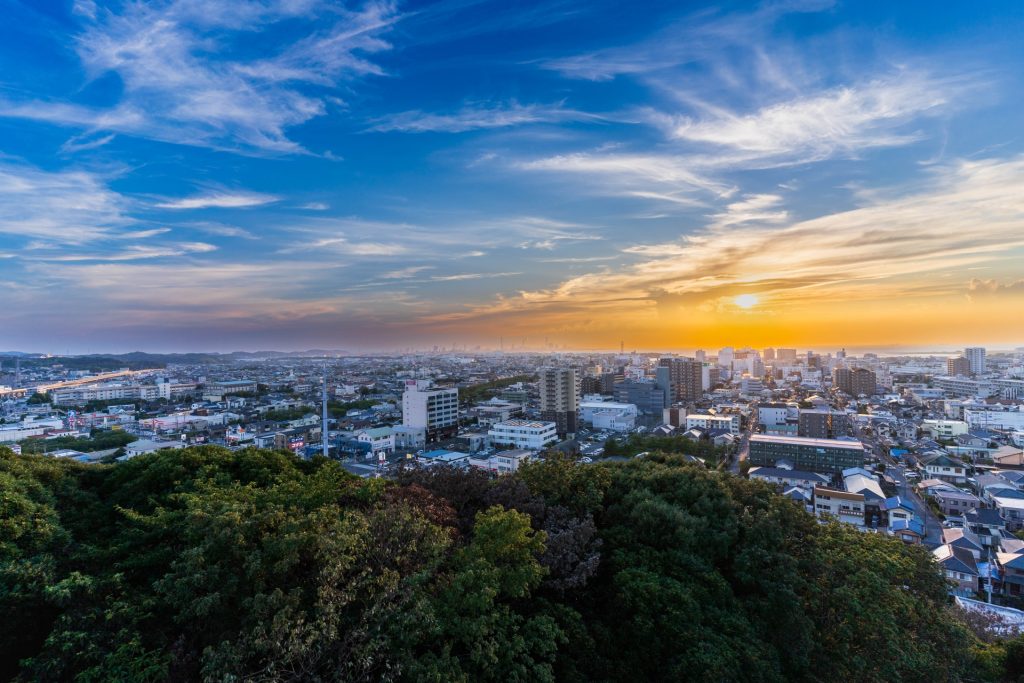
[
  {"left": 156, "top": 191, "right": 279, "bottom": 210},
  {"left": 28, "top": 242, "right": 217, "bottom": 262},
  {"left": 430, "top": 271, "right": 521, "bottom": 281},
  {"left": 540, "top": 1, "right": 833, "bottom": 81},
  {"left": 0, "top": 0, "right": 403, "bottom": 154},
  {"left": 421, "top": 156, "right": 1024, "bottom": 328},
  {"left": 380, "top": 265, "right": 433, "bottom": 279},
  {"left": 0, "top": 161, "right": 132, "bottom": 243},
  {"left": 967, "top": 278, "right": 1024, "bottom": 300},
  {"left": 517, "top": 152, "right": 734, "bottom": 199},
  {"left": 367, "top": 101, "right": 596, "bottom": 133},
  {"left": 708, "top": 194, "right": 788, "bottom": 229},
  {"left": 667, "top": 71, "right": 965, "bottom": 166}
]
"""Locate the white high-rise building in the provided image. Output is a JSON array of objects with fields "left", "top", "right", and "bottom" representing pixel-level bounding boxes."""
[
  {"left": 402, "top": 379, "right": 459, "bottom": 442},
  {"left": 965, "top": 347, "right": 987, "bottom": 375},
  {"left": 718, "top": 346, "right": 734, "bottom": 369}
]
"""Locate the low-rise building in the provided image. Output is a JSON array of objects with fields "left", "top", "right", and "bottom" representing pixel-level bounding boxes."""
[
  {"left": 468, "top": 449, "right": 533, "bottom": 474},
  {"left": 488, "top": 419, "right": 558, "bottom": 450},
  {"left": 922, "top": 419, "right": 969, "bottom": 440},
  {"left": 813, "top": 486, "right": 865, "bottom": 525},
  {"left": 933, "top": 544, "right": 980, "bottom": 595},
  {"left": 355, "top": 427, "right": 394, "bottom": 454},
  {"left": 748, "top": 466, "right": 830, "bottom": 491},
  {"left": 749, "top": 434, "right": 865, "bottom": 473},
  {"left": 921, "top": 453, "right": 968, "bottom": 483},
  {"left": 684, "top": 413, "right": 740, "bottom": 436},
  {"left": 934, "top": 489, "right": 981, "bottom": 517}
]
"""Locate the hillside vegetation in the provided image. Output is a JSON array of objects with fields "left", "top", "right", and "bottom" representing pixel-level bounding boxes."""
[{"left": 0, "top": 445, "right": 1013, "bottom": 682}]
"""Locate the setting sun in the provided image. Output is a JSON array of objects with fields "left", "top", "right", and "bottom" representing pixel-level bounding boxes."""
[{"left": 734, "top": 294, "right": 759, "bottom": 309}]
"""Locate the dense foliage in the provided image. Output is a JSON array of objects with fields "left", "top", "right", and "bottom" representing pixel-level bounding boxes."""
[
  {"left": 327, "top": 399, "right": 378, "bottom": 418},
  {"left": 17, "top": 429, "right": 137, "bottom": 455},
  {"left": 602, "top": 432, "right": 729, "bottom": 463},
  {"left": 458, "top": 374, "right": 536, "bottom": 404},
  {"left": 0, "top": 445, "right": 1004, "bottom": 682}
]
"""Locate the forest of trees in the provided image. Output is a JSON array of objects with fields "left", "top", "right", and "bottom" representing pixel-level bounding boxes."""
[{"left": 1, "top": 444, "right": 1020, "bottom": 682}]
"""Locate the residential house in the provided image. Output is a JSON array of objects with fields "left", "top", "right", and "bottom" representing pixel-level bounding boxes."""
[
  {"left": 920, "top": 452, "right": 969, "bottom": 484},
  {"left": 934, "top": 489, "right": 981, "bottom": 517},
  {"left": 933, "top": 544, "right": 981, "bottom": 595},
  {"left": 943, "top": 527, "right": 985, "bottom": 560},
  {"left": 996, "top": 553, "right": 1024, "bottom": 598},
  {"left": 965, "top": 507, "right": 1007, "bottom": 551},
  {"left": 993, "top": 446, "right": 1024, "bottom": 468}
]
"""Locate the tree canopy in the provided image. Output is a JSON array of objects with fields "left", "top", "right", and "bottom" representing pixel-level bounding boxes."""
[{"left": 0, "top": 445, "right": 1006, "bottom": 682}]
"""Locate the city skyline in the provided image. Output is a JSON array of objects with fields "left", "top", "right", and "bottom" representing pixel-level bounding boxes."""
[{"left": 2, "top": 1, "right": 1024, "bottom": 352}]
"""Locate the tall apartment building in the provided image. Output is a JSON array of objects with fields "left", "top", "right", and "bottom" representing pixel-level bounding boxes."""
[
  {"left": 947, "top": 356, "right": 971, "bottom": 377},
  {"left": 657, "top": 357, "right": 703, "bottom": 403},
  {"left": 539, "top": 367, "right": 579, "bottom": 438},
  {"left": 798, "top": 409, "right": 851, "bottom": 439},
  {"left": 402, "top": 379, "right": 459, "bottom": 443},
  {"left": 763, "top": 347, "right": 776, "bottom": 361},
  {"left": 965, "top": 347, "right": 987, "bottom": 375},
  {"left": 776, "top": 348, "right": 797, "bottom": 361},
  {"left": 833, "top": 367, "right": 876, "bottom": 397}
]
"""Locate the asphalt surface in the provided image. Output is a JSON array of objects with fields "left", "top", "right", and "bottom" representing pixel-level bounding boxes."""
[{"left": 863, "top": 431, "right": 943, "bottom": 547}]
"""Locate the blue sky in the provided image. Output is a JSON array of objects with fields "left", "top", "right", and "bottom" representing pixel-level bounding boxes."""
[{"left": 1, "top": 0, "right": 1023, "bottom": 352}]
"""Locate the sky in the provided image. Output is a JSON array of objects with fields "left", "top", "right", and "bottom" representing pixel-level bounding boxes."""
[{"left": 1, "top": 0, "right": 1023, "bottom": 353}]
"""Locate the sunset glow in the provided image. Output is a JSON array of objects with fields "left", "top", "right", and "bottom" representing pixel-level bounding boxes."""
[{"left": 0, "top": 2, "right": 1022, "bottom": 352}]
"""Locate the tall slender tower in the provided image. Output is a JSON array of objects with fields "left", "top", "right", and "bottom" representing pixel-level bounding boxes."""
[{"left": 322, "top": 365, "right": 329, "bottom": 458}]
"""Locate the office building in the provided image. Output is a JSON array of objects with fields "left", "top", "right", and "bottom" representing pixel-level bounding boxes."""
[
  {"left": 580, "top": 400, "right": 638, "bottom": 431},
  {"left": 798, "top": 409, "right": 851, "bottom": 439},
  {"left": 539, "top": 367, "right": 579, "bottom": 438},
  {"left": 657, "top": 357, "right": 703, "bottom": 402},
  {"left": 763, "top": 347, "right": 776, "bottom": 361},
  {"left": 833, "top": 367, "right": 876, "bottom": 397},
  {"left": 749, "top": 434, "right": 865, "bottom": 473},
  {"left": 776, "top": 348, "right": 797, "bottom": 361},
  {"left": 402, "top": 379, "right": 459, "bottom": 443},
  {"left": 947, "top": 356, "right": 971, "bottom": 377},
  {"left": 613, "top": 380, "right": 667, "bottom": 415},
  {"left": 966, "top": 347, "right": 987, "bottom": 375}
]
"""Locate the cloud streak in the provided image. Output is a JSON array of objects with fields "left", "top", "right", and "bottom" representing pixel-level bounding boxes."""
[
  {"left": 156, "top": 192, "right": 279, "bottom": 210},
  {"left": 367, "top": 101, "right": 597, "bottom": 133},
  {"left": 420, "top": 156, "right": 1024, "bottom": 331}
]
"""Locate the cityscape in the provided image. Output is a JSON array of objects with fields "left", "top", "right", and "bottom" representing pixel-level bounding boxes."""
[{"left": 3, "top": 0, "right": 1024, "bottom": 681}]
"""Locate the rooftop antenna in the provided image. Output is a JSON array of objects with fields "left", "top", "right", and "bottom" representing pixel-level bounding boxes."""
[{"left": 321, "top": 363, "right": 329, "bottom": 459}]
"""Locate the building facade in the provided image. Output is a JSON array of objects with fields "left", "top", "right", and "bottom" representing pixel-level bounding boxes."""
[
  {"left": 401, "top": 379, "right": 459, "bottom": 443},
  {"left": 539, "top": 367, "right": 579, "bottom": 438},
  {"left": 488, "top": 419, "right": 558, "bottom": 450},
  {"left": 749, "top": 434, "right": 865, "bottom": 473},
  {"left": 833, "top": 367, "right": 876, "bottom": 397}
]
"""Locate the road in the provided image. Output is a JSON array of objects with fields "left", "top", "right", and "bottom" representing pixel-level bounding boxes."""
[
  {"left": 729, "top": 431, "right": 750, "bottom": 474},
  {"left": 862, "top": 430, "right": 943, "bottom": 547}
]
